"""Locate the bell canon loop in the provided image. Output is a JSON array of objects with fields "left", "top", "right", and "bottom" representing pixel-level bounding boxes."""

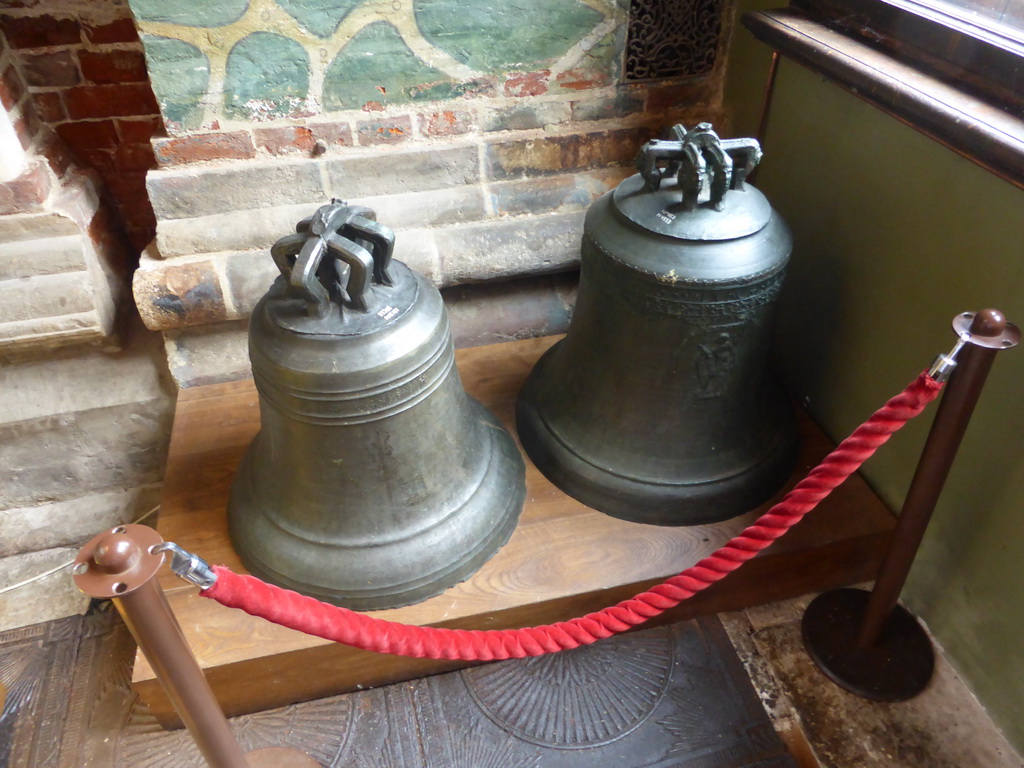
[
  {"left": 229, "top": 201, "right": 526, "bottom": 610},
  {"left": 517, "top": 123, "right": 798, "bottom": 526}
]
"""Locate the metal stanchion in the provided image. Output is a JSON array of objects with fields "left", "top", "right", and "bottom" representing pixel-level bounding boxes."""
[
  {"left": 802, "top": 308, "right": 1019, "bottom": 701},
  {"left": 74, "top": 524, "right": 322, "bottom": 768}
]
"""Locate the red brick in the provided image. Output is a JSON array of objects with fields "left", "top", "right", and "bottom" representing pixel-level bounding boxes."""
[
  {"left": 459, "top": 77, "right": 499, "bottom": 99},
  {"left": 116, "top": 117, "right": 162, "bottom": 144},
  {"left": 20, "top": 99, "right": 41, "bottom": 133},
  {"left": 0, "top": 186, "right": 20, "bottom": 216},
  {"left": 116, "top": 194, "right": 155, "bottom": 217},
  {"left": 25, "top": 160, "right": 52, "bottom": 200},
  {"left": 0, "top": 64, "right": 25, "bottom": 110},
  {"left": 18, "top": 49, "right": 81, "bottom": 87},
  {"left": 12, "top": 113, "right": 32, "bottom": 150},
  {"left": 153, "top": 132, "right": 256, "bottom": 166},
  {"left": 112, "top": 194, "right": 157, "bottom": 241},
  {"left": 0, "top": 183, "right": 36, "bottom": 216},
  {"left": 114, "top": 142, "right": 156, "bottom": 172},
  {"left": 0, "top": 15, "right": 81, "bottom": 49},
  {"left": 77, "top": 147, "right": 117, "bottom": 173},
  {"left": 356, "top": 116, "right": 412, "bottom": 145},
  {"left": 309, "top": 121, "right": 352, "bottom": 148},
  {"left": 56, "top": 119, "right": 118, "bottom": 150},
  {"left": 123, "top": 212, "right": 156, "bottom": 232},
  {"left": 115, "top": 194, "right": 156, "bottom": 222},
  {"left": 122, "top": 216, "right": 156, "bottom": 252},
  {"left": 485, "top": 127, "right": 655, "bottom": 179},
  {"left": 104, "top": 172, "right": 148, "bottom": 199},
  {"left": 0, "top": 161, "right": 50, "bottom": 214},
  {"left": 504, "top": 70, "right": 549, "bottom": 98},
  {"left": 421, "top": 109, "right": 473, "bottom": 137},
  {"left": 122, "top": 207, "right": 156, "bottom": 228},
  {"left": 84, "top": 204, "right": 128, "bottom": 271},
  {"left": 63, "top": 83, "right": 159, "bottom": 119},
  {"left": 254, "top": 125, "right": 315, "bottom": 155},
  {"left": 42, "top": 135, "right": 73, "bottom": 177},
  {"left": 570, "top": 89, "right": 646, "bottom": 122},
  {"left": 0, "top": 186, "right": 23, "bottom": 216},
  {"left": 554, "top": 68, "right": 610, "bottom": 92},
  {"left": 82, "top": 18, "right": 140, "bottom": 45},
  {"left": 32, "top": 91, "right": 65, "bottom": 122},
  {"left": 645, "top": 83, "right": 712, "bottom": 112},
  {"left": 78, "top": 49, "right": 148, "bottom": 84}
]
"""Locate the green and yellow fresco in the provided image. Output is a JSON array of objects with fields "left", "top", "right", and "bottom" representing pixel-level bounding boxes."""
[
  {"left": 133, "top": 0, "right": 251, "bottom": 27},
  {"left": 130, "top": 0, "right": 624, "bottom": 131},
  {"left": 140, "top": 36, "right": 210, "bottom": 130},
  {"left": 323, "top": 21, "right": 463, "bottom": 110},
  {"left": 414, "top": 0, "right": 604, "bottom": 72},
  {"left": 224, "top": 32, "right": 311, "bottom": 119}
]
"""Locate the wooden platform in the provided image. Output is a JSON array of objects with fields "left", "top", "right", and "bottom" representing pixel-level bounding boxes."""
[{"left": 134, "top": 335, "right": 896, "bottom": 728}]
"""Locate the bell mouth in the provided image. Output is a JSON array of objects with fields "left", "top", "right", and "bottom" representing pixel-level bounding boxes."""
[
  {"left": 227, "top": 400, "right": 526, "bottom": 611},
  {"left": 515, "top": 342, "right": 797, "bottom": 527}
]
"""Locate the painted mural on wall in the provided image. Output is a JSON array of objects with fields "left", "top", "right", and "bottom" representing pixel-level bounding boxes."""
[{"left": 129, "top": 0, "right": 626, "bottom": 133}]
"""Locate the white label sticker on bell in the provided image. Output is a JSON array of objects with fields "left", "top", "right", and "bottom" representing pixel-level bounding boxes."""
[
  {"left": 378, "top": 306, "right": 399, "bottom": 320},
  {"left": 657, "top": 210, "right": 676, "bottom": 224}
]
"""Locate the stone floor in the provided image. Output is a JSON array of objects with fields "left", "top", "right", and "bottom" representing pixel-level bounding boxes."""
[
  {"left": 721, "top": 595, "right": 1024, "bottom": 768},
  {"left": 3, "top": 608, "right": 796, "bottom": 768},
  {"left": 1, "top": 592, "right": 1021, "bottom": 767}
]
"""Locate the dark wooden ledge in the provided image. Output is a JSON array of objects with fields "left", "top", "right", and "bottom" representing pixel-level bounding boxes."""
[{"left": 743, "top": 8, "right": 1024, "bottom": 191}]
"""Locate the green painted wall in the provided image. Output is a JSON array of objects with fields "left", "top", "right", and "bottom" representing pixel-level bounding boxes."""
[
  {"left": 724, "top": 4, "right": 1024, "bottom": 752},
  {"left": 130, "top": 0, "right": 623, "bottom": 131}
]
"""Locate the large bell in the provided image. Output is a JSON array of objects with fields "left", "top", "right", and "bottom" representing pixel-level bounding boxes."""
[
  {"left": 229, "top": 201, "right": 526, "bottom": 610},
  {"left": 517, "top": 124, "right": 797, "bottom": 526}
]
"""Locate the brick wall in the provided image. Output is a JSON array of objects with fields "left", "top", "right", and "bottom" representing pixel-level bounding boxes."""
[
  {"left": 0, "top": 1, "right": 161, "bottom": 254},
  {"left": 0, "top": 12, "right": 175, "bottom": 630},
  {"left": 0, "top": 20, "right": 132, "bottom": 355},
  {"left": 0, "top": 32, "right": 57, "bottom": 212}
]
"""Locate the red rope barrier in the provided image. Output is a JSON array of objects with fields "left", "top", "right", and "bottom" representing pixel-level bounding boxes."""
[{"left": 203, "top": 371, "right": 942, "bottom": 661}]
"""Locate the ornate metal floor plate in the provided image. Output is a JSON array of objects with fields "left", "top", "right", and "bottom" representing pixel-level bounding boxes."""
[
  {"left": 0, "top": 615, "right": 83, "bottom": 767},
  {"left": 0, "top": 611, "right": 794, "bottom": 767}
]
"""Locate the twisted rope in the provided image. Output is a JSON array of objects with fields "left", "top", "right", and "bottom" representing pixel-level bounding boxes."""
[{"left": 202, "top": 371, "right": 942, "bottom": 661}]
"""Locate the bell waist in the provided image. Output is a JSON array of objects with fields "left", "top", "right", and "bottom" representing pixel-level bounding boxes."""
[
  {"left": 252, "top": 328, "right": 456, "bottom": 425},
  {"left": 583, "top": 233, "right": 788, "bottom": 319}
]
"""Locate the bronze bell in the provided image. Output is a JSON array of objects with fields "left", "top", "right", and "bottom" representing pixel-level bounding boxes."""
[
  {"left": 228, "top": 201, "right": 526, "bottom": 609},
  {"left": 517, "top": 124, "right": 797, "bottom": 526}
]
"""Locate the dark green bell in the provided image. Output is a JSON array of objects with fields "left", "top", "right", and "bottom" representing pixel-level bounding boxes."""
[{"left": 516, "top": 124, "right": 797, "bottom": 526}]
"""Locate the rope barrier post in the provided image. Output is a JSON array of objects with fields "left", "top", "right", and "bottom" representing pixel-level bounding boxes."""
[
  {"left": 802, "top": 308, "right": 1020, "bottom": 701},
  {"left": 73, "top": 524, "right": 323, "bottom": 768}
]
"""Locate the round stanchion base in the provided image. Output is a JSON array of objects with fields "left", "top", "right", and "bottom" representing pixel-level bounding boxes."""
[
  {"left": 802, "top": 588, "right": 935, "bottom": 702},
  {"left": 247, "top": 747, "right": 324, "bottom": 767}
]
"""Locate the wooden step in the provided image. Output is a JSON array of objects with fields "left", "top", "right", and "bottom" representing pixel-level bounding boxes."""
[{"left": 134, "top": 335, "right": 896, "bottom": 728}]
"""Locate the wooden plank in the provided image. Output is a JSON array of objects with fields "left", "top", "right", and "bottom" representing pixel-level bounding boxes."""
[{"left": 134, "top": 335, "right": 896, "bottom": 727}]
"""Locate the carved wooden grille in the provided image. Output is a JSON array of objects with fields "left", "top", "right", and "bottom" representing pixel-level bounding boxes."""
[{"left": 624, "top": 0, "right": 725, "bottom": 81}]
